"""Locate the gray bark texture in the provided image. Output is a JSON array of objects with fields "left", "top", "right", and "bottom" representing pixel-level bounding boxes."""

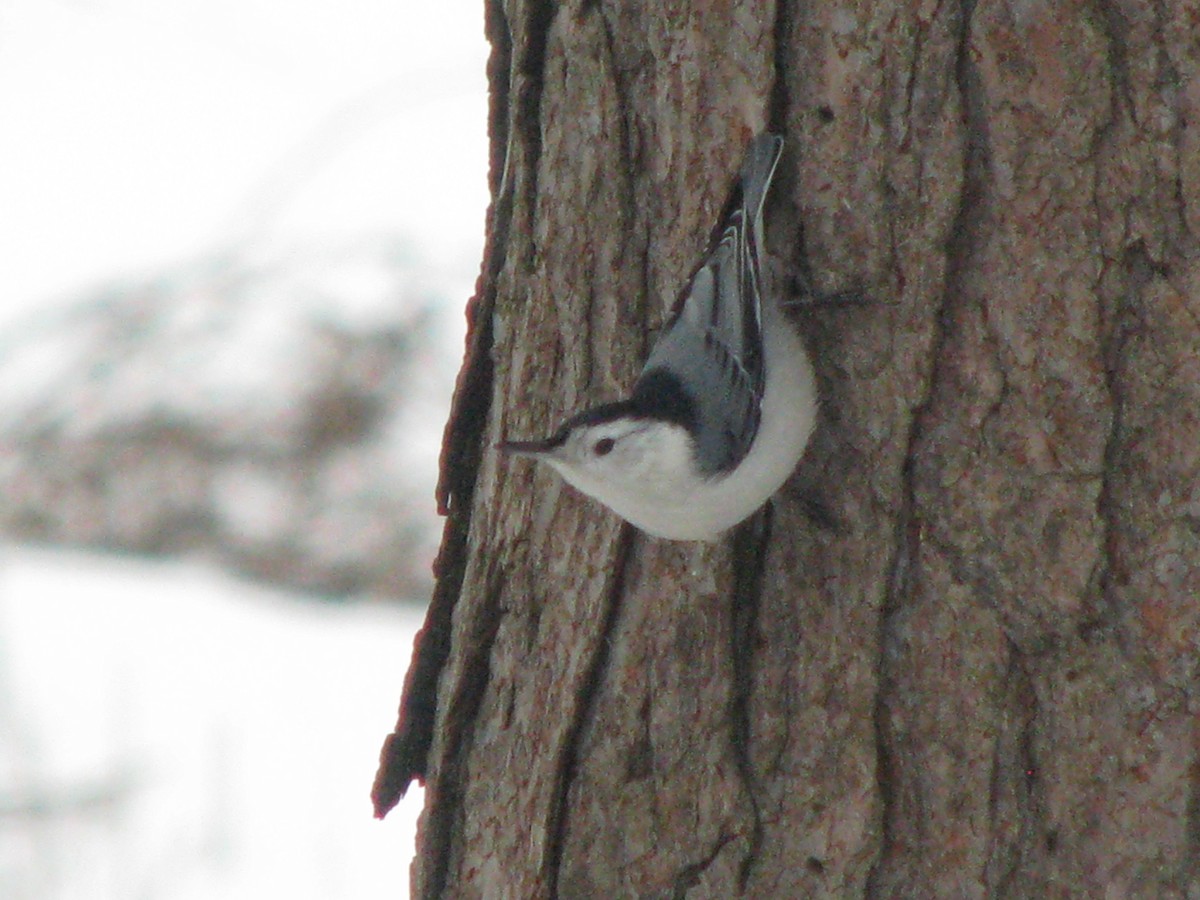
[{"left": 391, "top": 0, "right": 1200, "bottom": 895}]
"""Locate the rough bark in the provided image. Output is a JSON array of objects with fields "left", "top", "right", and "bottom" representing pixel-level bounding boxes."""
[{"left": 378, "top": 0, "right": 1200, "bottom": 895}]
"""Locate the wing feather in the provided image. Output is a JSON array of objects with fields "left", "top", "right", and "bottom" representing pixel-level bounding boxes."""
[{"left": 636, "top": 134, "right": 783, "bottom": 475}]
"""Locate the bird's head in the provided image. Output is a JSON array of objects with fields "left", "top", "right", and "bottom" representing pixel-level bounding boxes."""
[{"left": 498, "top": 401, "right": 699, "bottom": 518}]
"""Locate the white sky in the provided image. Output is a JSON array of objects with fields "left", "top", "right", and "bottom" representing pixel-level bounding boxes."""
[{"left": 0, "top": 0, "right": 490, "bottom": 320}]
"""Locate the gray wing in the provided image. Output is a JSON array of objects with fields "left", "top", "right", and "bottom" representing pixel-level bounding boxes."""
[{"left": 637, "top": 134, "right": 783, "bottom": 476}]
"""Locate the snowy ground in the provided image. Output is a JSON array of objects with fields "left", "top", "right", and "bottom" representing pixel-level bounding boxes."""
[{"left": 0, "top": 546, "right": 425, "bottom": 899}]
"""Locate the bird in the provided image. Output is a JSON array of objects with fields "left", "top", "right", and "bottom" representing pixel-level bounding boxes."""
[{"left": 498, "top": 133, "right": 817, "bottom": 541}]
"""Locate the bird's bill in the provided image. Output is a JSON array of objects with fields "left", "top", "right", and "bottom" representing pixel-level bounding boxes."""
[{"left": 496, "top": 437, "right": 559, "bottom": 457}]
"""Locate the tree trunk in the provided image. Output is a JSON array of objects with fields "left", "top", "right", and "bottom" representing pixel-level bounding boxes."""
[{"left": 376, "top": 0, "right": 1200, "bottom": 895}]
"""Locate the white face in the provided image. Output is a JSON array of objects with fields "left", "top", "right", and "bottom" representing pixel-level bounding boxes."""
[{"left": 538, "top": 417, "right": 700, "bottom": 518}]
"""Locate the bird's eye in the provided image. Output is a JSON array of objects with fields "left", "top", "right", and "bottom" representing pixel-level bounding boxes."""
[{"left": 593, "top": 437, "right": 615, "bottom": 456}]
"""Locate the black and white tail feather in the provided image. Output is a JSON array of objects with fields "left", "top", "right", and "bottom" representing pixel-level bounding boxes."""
[{"left": 500, "top": 133, "right": 817, "bottom": 541}]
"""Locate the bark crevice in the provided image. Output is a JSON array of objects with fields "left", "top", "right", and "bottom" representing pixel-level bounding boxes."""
[
  {"left": 985, "top": 643, "right": 1046, "bottom": 894},
  {"left": 669, "top": 830, "right": 739, "bottom": 899},
  {"left": 728, "top": 509, "right": 772, "bottom": 888},
  {"left": 544, "top": 526, "right": 636, "bottom": 893},
  {"left": 418, "top": 567, "right": 507, "bottom": 900},
  {"left": 512, "top": 0, "right": 556, "bottom": 263},
  {"left": 868, "top": 0, "right": 986, "bottom": 889},
  {"left": 1092, "top": 238, "right": 1139, "bottom": 641}
]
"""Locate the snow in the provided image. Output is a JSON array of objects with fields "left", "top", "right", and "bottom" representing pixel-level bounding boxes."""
[{"left": 0, "top": 545, "right": 426, "bottom": 899}]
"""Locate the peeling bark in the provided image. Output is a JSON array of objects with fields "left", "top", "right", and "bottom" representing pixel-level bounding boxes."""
[{"left": 375, "top": 0, "right": 1200, "bottom": 895}]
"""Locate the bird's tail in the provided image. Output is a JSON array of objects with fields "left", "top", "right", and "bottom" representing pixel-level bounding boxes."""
[{"left": 740, "top": 133, "right": 784, "bottom": 234}]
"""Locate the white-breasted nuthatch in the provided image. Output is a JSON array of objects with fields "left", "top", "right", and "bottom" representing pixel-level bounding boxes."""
[{"left": 499, "top": 134, "right": 817, "bottom": 541}]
